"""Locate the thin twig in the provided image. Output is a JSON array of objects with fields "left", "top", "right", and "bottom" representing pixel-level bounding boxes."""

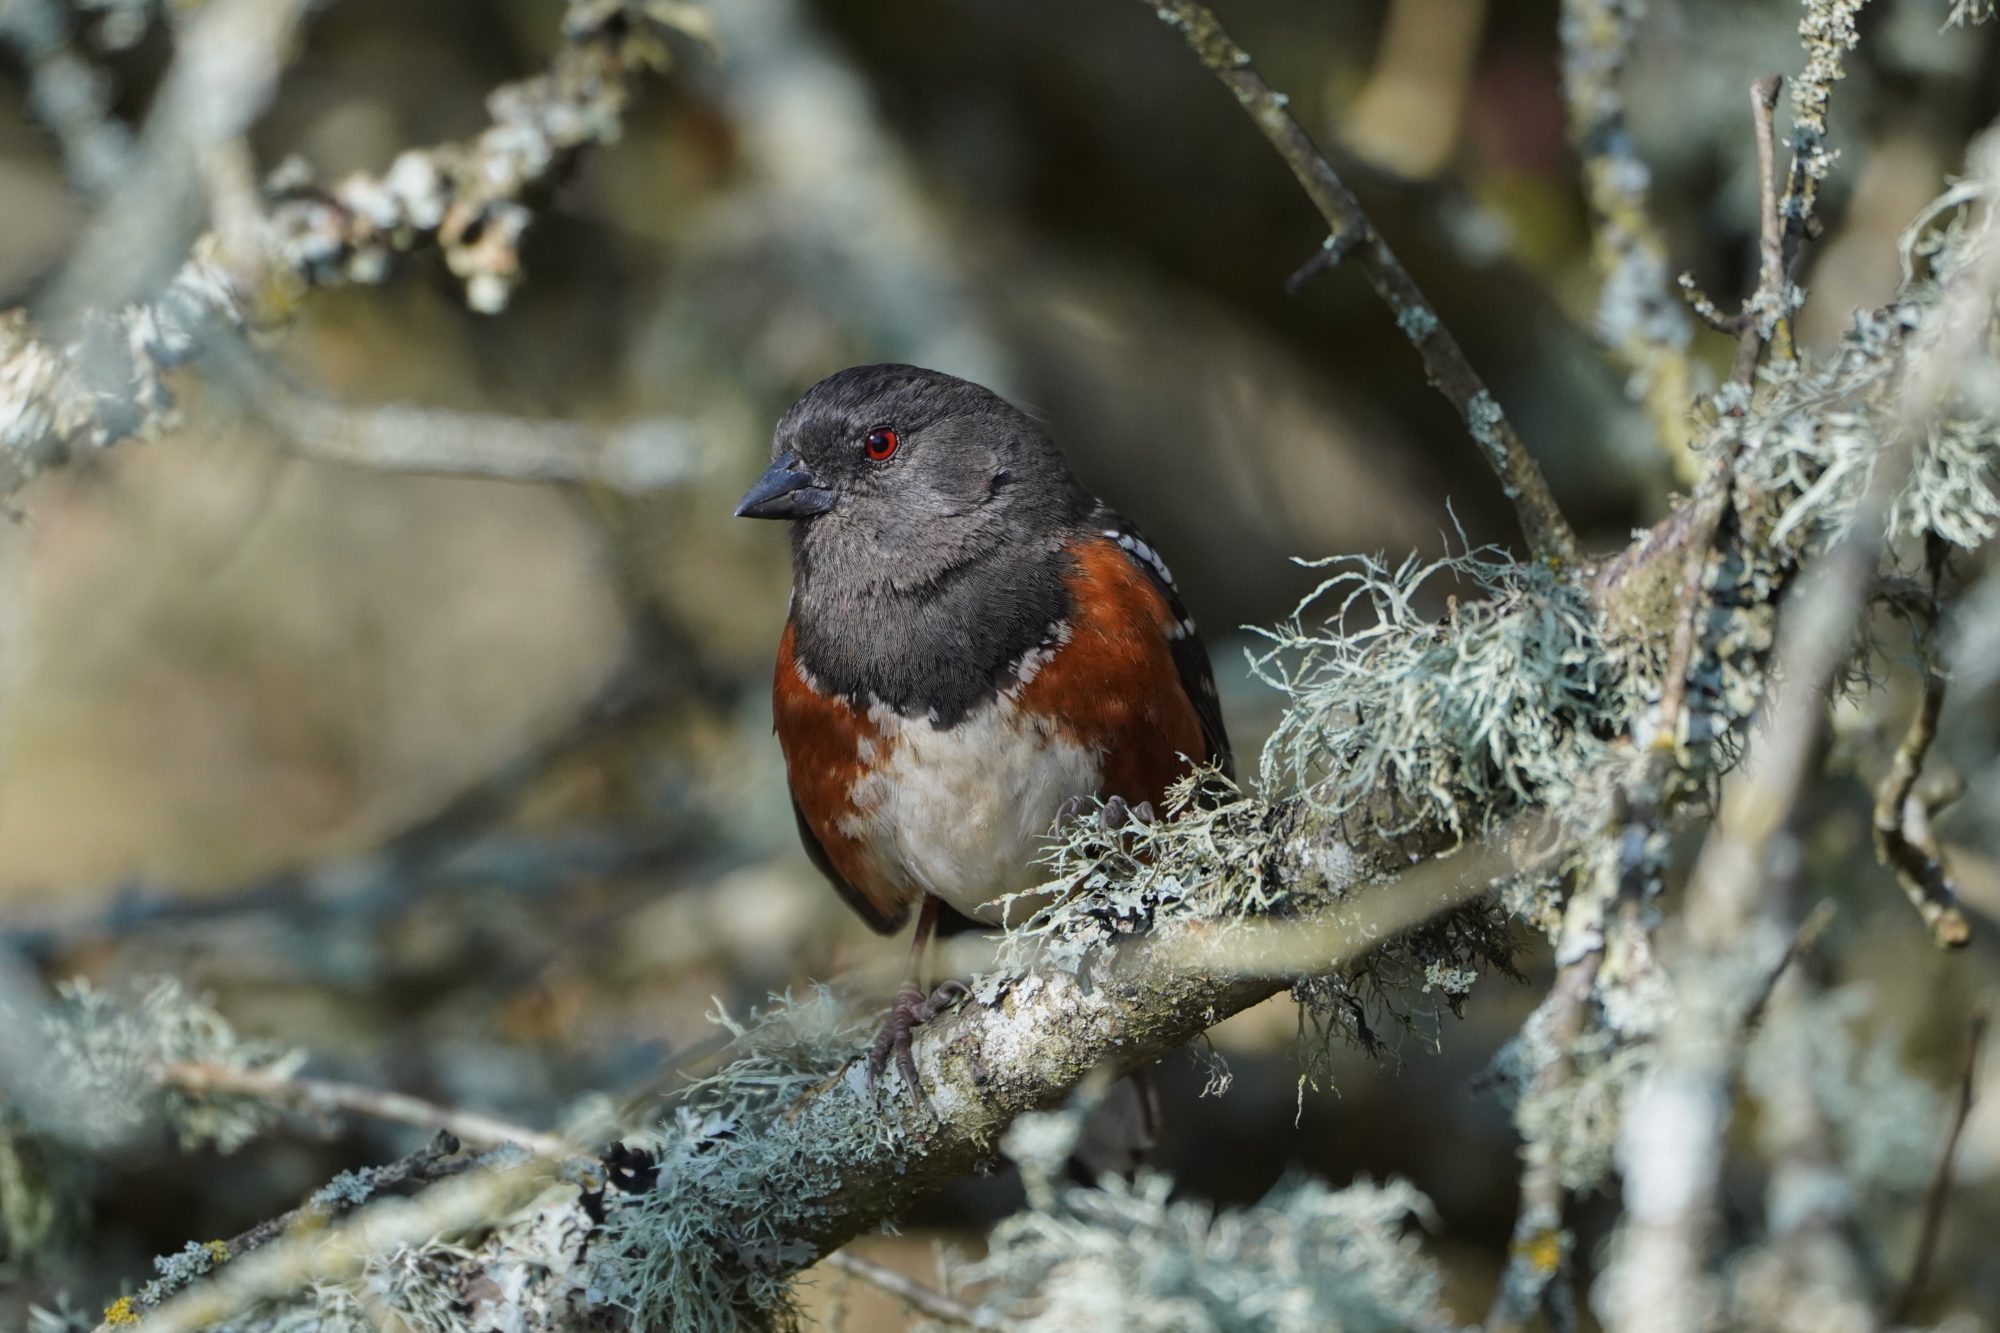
[
  {"left": 1732, "top": 75, "right": 1787, "bottom": 387},
  {"left": 1148, "top": 0, "right": 1582, "bottom": 569},
  {"left": 1653, "top": 484, "right": 1732, "bottom": 749},
  {"left": 225, "top": 1131, "right": 482, "bottom": 1258},
  {"left": 1741, "top": 898, "right": 1837, "bottom": 1035},
  {"left": 1887, "top": 1006, "right": 1990, "bottom": 1324},
  {"left": 159, "top": 1060, "right": 575, "bottom": 1160},
  {"left": 822, "top": 1251, "right": 1011, "bottom": 1330},
  {"left": 102, "top": 1131, "right": 489, "bottom": 1327},
  {"left": 1677, "top": 273, "right": 1747, "bottom": 334},
  {"left": 1873, "top": 592, "right": 1973, "bottom": 948}
]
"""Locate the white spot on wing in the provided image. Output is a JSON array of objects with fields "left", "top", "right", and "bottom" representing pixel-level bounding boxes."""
[{"left": 1105, "top": 527, "right": 1177, "bottom": 589}]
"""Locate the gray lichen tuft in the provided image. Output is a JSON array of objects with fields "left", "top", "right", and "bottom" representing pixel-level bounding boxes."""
[
  {"left": 587, "top": 988, "right": 888, "bottom": 1332},
  {"left": 962, "top": 1170, "right": 1461, "bottom": 1332},
  {"left": 1254, "top": 541, "right": 1630, "bottom": 842},
  {"left": 25, "top": 976, "right": 303, "bottom": 1153}
]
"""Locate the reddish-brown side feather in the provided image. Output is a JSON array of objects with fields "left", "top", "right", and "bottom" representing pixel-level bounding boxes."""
[
  {"left": 773, "top": 621, "right": 913, "bottom": 931},
  {"left": 1017, "top": 536, "right": 1210, "bottom": 810}
]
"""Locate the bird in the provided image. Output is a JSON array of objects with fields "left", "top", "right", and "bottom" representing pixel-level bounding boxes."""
[{"left": 734, "top": 363, "right": 1232, "bottom": 1097}]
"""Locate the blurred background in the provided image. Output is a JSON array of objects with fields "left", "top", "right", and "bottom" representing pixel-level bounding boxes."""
[{"left": 2, "top": 0, "right": 1998, "bottom": 1326}]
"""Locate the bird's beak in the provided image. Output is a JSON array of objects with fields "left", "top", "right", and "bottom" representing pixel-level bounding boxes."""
[{"left": 733, "top": 452, "right": 836, "bottom": 520}]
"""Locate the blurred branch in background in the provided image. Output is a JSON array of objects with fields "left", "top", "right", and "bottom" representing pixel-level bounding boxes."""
[
  {"left": 230, "top": 351, "right": 716, "bottom": 492},
  {"left": 1149, "top": 0, "right": 1582, "bottom": 569},
  {"left": 0, "top": 0, "right": 136, "bottom": 196},
  {"left": 1340, "top": 0, "right": 1487, "bottom": 181},
  {"left": 0, "top": 0, "right": 705, "bottom": 499},
  {"left": 1559, "top": 0, "right": 1699, "bottom": 477}
]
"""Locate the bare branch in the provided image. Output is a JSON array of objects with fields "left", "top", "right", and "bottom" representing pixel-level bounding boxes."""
[
  {"left": 1873, "top": 607, "right": 1973, "bottom": 948},
  {"left": 1147, "top": 0, "right": 1583, "bottom": 569},
  {"left": 1887, "top": 1006, "right": 1990, "bottom": 1324},
  {"left": 821, "top": 1251, "right": 1011, "bottom": 1331},
  {"left": 158, "top": 1060, "right": 575, "bottom": 1160},
  {"left": 1734, "top": 75, "right": 1788, "bottom": 387}
]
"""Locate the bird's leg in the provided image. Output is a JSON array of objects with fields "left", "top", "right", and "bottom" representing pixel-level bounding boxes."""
[{"left": 866, "top": 894, "right": 966, "bottom": 1104}]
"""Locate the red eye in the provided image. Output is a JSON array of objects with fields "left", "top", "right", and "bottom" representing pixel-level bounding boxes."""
[{"left": 863, "top": 427, "right": 899, "bottom": 461}]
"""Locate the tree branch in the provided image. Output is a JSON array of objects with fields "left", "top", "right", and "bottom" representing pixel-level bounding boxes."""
[
  {"left": 1886, "top": 1005, "right": 1990, "bottom": 1324},
  {"left": 157, "top": 1060, "right": 576, "bottom": 1161},
  {"left": 1147, "top": 0, "right": 1583, "bottom": 570},
  {"left": 1559, "top": 0, "right": 1700, "bottom": 476},
  {"left": 821, "top": 1251, "right": 1011, "bottom": 1331},
  {"left": 0, "top": 0, "right": 697, "bottom": 499}
]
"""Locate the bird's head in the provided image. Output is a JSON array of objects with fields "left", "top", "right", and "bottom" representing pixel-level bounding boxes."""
[{"left": 735, "top": 364, "right": 1081, "bottom": 591}]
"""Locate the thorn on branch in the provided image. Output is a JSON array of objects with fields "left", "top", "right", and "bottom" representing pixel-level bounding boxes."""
[{"left": 1284, "top": 229, "right": 1362, "bottom": 294}]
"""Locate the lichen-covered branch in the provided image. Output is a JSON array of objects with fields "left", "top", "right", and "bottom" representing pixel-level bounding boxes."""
[
  {"left": 1558, "top": 0, "right": 1700, "bottom": 475},
  {"left": 1603, "top": 132, "right": 2000, "bottom": 1330},
  {"left": 1147, "top": 0, "right": 1583, "bottom": 570}
]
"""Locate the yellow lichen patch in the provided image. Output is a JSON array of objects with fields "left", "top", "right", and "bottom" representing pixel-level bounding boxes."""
[
  {"left": 1514, "top": 1228, "right": 1564, "bottom": 1274},
  {"left": 205, "top": 1237, "right": 232, "bottom": 1263},
  {"left": 103, "top": 1296, "right": 140, "bottom": 1327}
]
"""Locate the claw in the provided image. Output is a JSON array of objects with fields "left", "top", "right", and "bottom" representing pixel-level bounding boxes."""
[
  {"left": 1100, "top": 795, "right": 1157, "bottom": 832},
  {"left": 865, "top": 981, "right": 968, "bottom": 1106}
]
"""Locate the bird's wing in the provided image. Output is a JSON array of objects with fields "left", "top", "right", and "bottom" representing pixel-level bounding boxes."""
[{"left": 1084, "top": 505, "right": 1234, "bottom": 779}]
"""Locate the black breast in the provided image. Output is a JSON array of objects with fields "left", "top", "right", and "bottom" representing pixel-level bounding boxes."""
[{"left": 790, "top": 541, "right": 1072, "bottom": 727}]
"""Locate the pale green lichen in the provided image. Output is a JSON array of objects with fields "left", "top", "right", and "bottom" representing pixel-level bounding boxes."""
[
  {"left": 588, "top": 987, "right": 891, "bottom": 1332},
  {"left": 1743, "top": 986, "right": 1945, "bottom": 1202},
  {"left": 24, "top": 976, "right": 303, "bottom": 1153},
  {"left": 1722, "top": 162, "right": 2000, "bottom": 557},
  {"left": 961, "top": 1171, "right": 1461, "bottom": 1332},
  {"left": 1253, "top": 539, "right": 1630, "bottom": 842}
]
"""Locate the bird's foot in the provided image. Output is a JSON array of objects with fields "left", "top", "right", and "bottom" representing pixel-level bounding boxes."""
[
  {"left": 1054, "top": 794, "right": 1158, "bottom": 833},
  {"left": 866, "top": 979, "right": 968, "bottom": 1106},
  {"left": 1099, "top": 794, "right": 1156, "bottom": 831}
]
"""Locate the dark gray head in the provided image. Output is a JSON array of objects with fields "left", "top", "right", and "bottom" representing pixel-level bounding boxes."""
[{"left": 735, "top": 365, "right": 1087, "bottom": 593}]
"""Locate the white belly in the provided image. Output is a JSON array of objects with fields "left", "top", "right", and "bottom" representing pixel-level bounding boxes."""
[{"left": 841, "top": 698, "right": 1101, "bottom": 924}]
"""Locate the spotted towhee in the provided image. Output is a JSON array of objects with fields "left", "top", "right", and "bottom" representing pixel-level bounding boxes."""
[{"left": 735, "top": 364, "right": 1232, "bottom": 1094}]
